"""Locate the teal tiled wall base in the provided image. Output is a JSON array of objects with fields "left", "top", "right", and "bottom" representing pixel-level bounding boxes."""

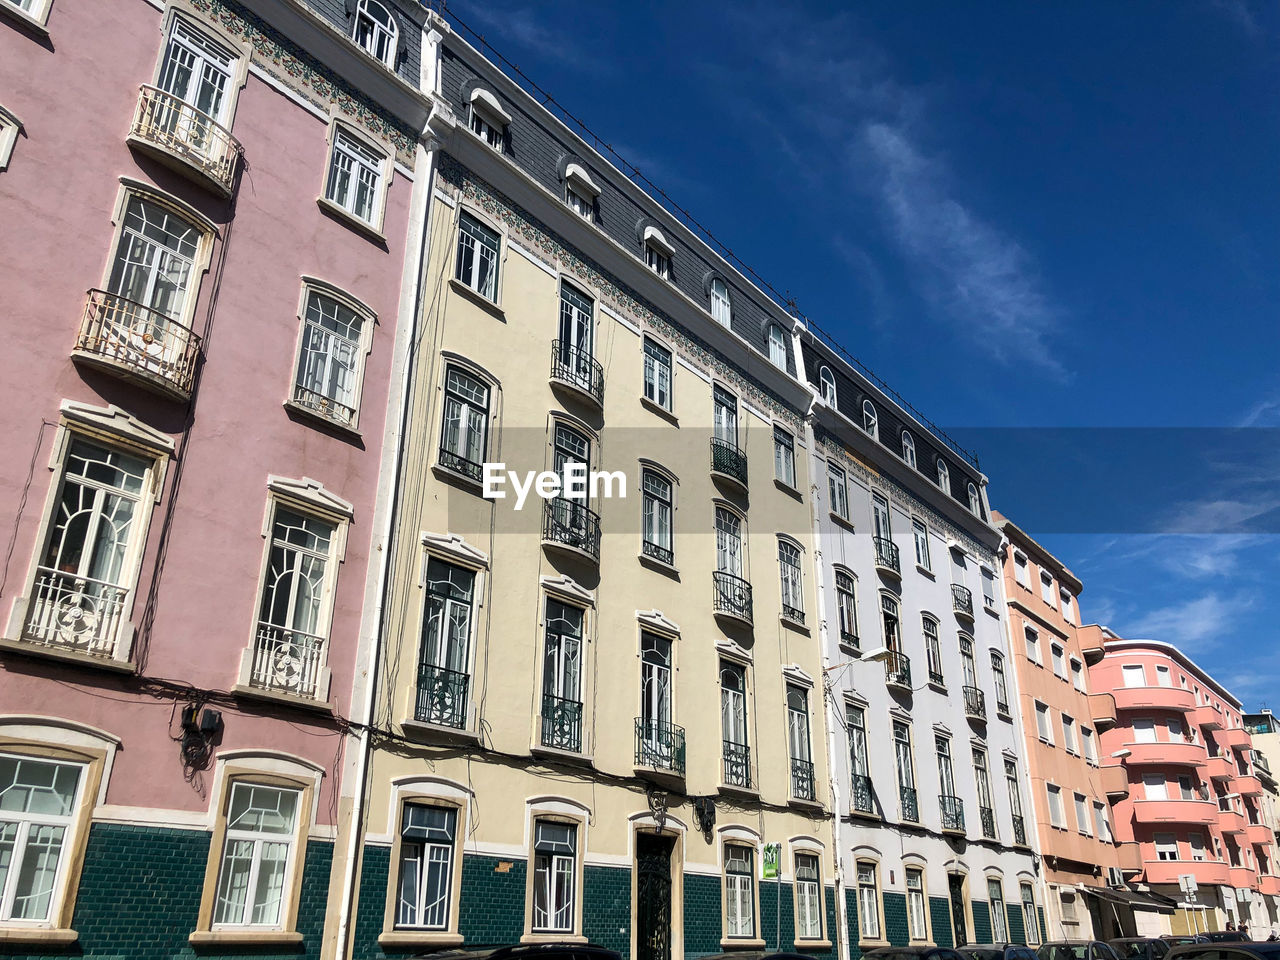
[
  {"left": 883, "top": 891, "right": 909, "bottom": 946},
  {"left": 1008, "top": 903, "right": 1026, "bottom": 944},
  {"left": 1039, "top": 907, "right": 1048, "bottom": 943},
  {"left": 582, "top": 865, "right": 629, "bottom": 955},
  {"left": 971, "top": 899, "right": 993, "bottom": 944},
  {"left": 683, "top": 871, "right": 722, "bottom": 957},
  {"left": 846, "top": 888, "right": 863, "bottom": 960},
  {"left": 0, "top": 822, "right": 334, "bottom": 960},
  {"left": 930, "top": 895, "right": 953, "bottom": 948}
]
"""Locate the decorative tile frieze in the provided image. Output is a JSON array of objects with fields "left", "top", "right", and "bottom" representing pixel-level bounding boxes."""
[{"left": 437, "top": 154, "right": 804, "bottom": 430}]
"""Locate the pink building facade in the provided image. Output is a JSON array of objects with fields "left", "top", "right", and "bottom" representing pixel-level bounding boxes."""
[{"left": 0, "top": 0, "right": 430, "bottom": 954}]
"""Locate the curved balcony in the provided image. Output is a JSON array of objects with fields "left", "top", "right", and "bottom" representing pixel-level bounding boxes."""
[
  {"left": 73, "top": 289, "right": 202, "bottom": 400},
  {"left": 712, "top": 571, "right": 753, "bottom": 628},
  {"left": 1219, "top": 808, "right": 1247, "bottom": 834},
  {"left": 1195, "top": 703, "right": 1224, "bottom": 730},
  {"left": 1222, "top": 726, "right": 1252, "bottom": 749},
  {"left": 1145, "top": 859, "right": 1229, "bottom": 886},
  {"left": 1112, "top": 685, "right": 1197, "bottom": 714},
  {"left": 635, "top": 718, "right": 686, "bottom": 776},
  {"left": 541, "top": 497, "right": 601, "bottom": 564},
  {"left": 1102, "top": 764, "right": 1130, "bottom": 798},
  {"left": 963, "top": 685, "right": 987, "bottom": 722},
  {"left": 874, "top": 536, "right": 901, "bottom": 577},
  {"left": 1236, "top": 774, "right": 1263, "bottom": 796},
  {"left": 21, "top": 566, "right": 130, "bottom": 659},
  {"left": 951, "top": 583, "right": 974, "bottom": 620},
  {"left": 1078, "top": 625, "right": 1107, "bottom": 665},
  {"left": 1132, "top": 798, "right": 1219, "bottom": 826},
  {"left": 709, "top": 437, "right": 748, "bottom": 491},
  {"left": 126, "top": 84, "right": 241, "bottom": 196},
  {"left": 1245, "top": 822, "right": 1272, "bottom": 846},
  {"left": 940, "top": 794, "right": 966, "bottom": 834},
  {"left": 1261, "top": 875, "right": 1280, "bottom": 897},
  {"left": 1229, "top": 866, "right": 1258, "bottom": 889},
  {"left": 1205, "top": 755, "right": 1234, "bottom": 781},
  {"left": 884, "top": 651, "right": 912, "bottom": 693},
  {"left": 1090, "top": 692, "right": 1118, "bottom": 730},
  {"left": 1124, "top": 741, "right": 1207, "bottom": 768},
  {"left": 549, "top": 340, "right": 604, "bottom": 410}
]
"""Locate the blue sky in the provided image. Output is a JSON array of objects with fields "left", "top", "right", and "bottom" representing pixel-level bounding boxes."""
[{"left": 446, "top": 0, "right": 1280, "bottom": 706}]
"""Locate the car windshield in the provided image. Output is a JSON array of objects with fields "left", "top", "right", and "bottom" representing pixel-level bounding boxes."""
[
  {"left": 1040, "top": 945, "right": 1090, "bottom": 960},
  {"left": 965, "top": 951, "right": 1002, "bottom": 960}
]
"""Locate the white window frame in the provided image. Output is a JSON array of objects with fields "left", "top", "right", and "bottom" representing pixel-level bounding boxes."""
[
  {"left": 1, "top": 0, "right": 51, "bottom": 28},
  {"left": 350, "top": 0, "right": 398, "bottom": 67},
  {"left": 1040, "top": 570, "right": 1056, "bottom": 606},
  {"left": 861, "top": 399, "right": 878, "bottom": 439},
  {"left": 835, "top": 569, "right": 858, "bottom": 647},
  {"left": 1074, "top": 792, "right": 1092, "bottom": 836},
  {"left": 643, "top": 227, "right": 673, "bottom": 279},
  {"left": 530, "top": 819, "right": 579, "bottom": 934},
  {"left": 210, "top": 782, "right": 302, "bottom": 929},
  {"left": 710, "top": 277, "right": 731, "bottom": 326},
  {"left": 1122, "top": 664, "right": 1147, "bottom": 687},
  {"left": 1081, "top": 726, "right": 1097, "bottom": 765},
  {"left": 1035, "top": 702, "right": 1053, "bottom": 743},
  {"left": 793, "top": 851, "right": 824, "bottom": 942},
  {"left": 640, "top": 467, "right": 674, "bottom": 567},
  {"left": 1070, "top": 658, "right": 1086, "bottom": 692},
  {"left": 773, "top": 426, "right": 796, "bottom": 488},
  {"left": 912, "top": 518, "right": 930, "bottom": 570},
  {"left": 467, "top": 89, "right": 509, "bottom": 153},
  {"left": 988, "top": 878, "right": 1008, "bottom": 942},
  {"left": 818, "top": 366, "right": 837, "bottom": 405},
  {"left": 1051, "top": 642, "right": 1066, "bottom": 679},
  {"left": 856, "top": 860, "right": 882, "bottom": 942},
  {"left": 1014, "top": 551, "right": 1030, "bottom": 587},
  {"left": 1025, "top": 626, "right": 1040, "bottom": 664},
  {"left": 322, "top": 122, "right": 389, "bottom": 232},
  {"left": 1046, "top": 782, "right": 1066, "bottom": 828},
  {"left": 1154, "top": 832, "right": 1178, "bottom": 862},
  {"left": 288, "top": 279, "right": 375, "bottom": 430},
  {"left": 766, "top": 323, "right": 787, "bottom": 368},
  {"left": 642, "top": 337, "right": 672, "bottom": 410},
  {"left": 1061, "top": 713, "right": 1077, "bottom": 754},
  {"left": 937, "top": 458, "right": 950, "bottom": 492},
  {"left": 0, "top": 105, "right": 21, "bottom": 170},
  {"left": 905, "top": 866, "right": 929, "bottom": 942},
  {"left": 828, "top": 463, "right": 849, "bottom": 520},
  {"left": 453, "top": 210, "right": 501, "bottom": 303},
  {"left": 0, "top": 753, "right": 87, "bottom": 925},
  {"left": 778, "top": 539, "right": 804, "bottom": 622},
  {"left": 723, "top": 842, "right": 756, "bottom": 939},
  {"left": 436, "top": 361, "right": 492, "bottom": 483},
  {"left": 967, "top": 482, "right": 981, "bottom": 516},
  {"left": 1020, "top": 882, "right": 1040, "bottom": 945},
  {"left": 901, "top": 431, "right": 916, "bottom": 468}
]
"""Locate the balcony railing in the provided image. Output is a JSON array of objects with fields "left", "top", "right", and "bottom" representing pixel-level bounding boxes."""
[
  {"left": 951, "top": 583, "right": 974, "bottom": 618},
  {"left": 540, "top": 694, "right": 583, "bottom": 752},
  {"left": 884, "top": 651, "right": 912, "bottom": 690},
  {"left": 964, "top": 685, "right": 987, "bottom": 721},
  {"left": 874, "top": 536, "right": 900, "bottom": 575},
  {"left": 928, "top": 665, "right": 945, "bottom": 686},
  {"left": 128, "top": 84, "right": 241, "bottom": 194},
  {"left": 542, "top": 497, "right": 601, "bottom": 562},
  {"left": 723, "top": 740, "right": 751, "bottom": 789},
  {"left": 782, "top": 603, "right": 805, "bottom": 625},
  {"left": 437, "top": 445, "right": 484, "bottom": 483},
  {"left": 900, "top": 785, "right": 919, "bottom": 822},
  {"left": 853, "top": 774, "right": 875, "bottom": 814},
  {"left": 641, "top": 537, "right": 674, "bottom": 567},
  {"left": 292, "top": 383, "right": 356, "bottom": 428},
  {"left": 415, "top": 662, "right": 468, "bottom": 729},
  {"left": 980, "top": 805, "right": 997, "bottom": 840},
  {"left": 710, "top": 437, "right": 748, "bottom": 487},
  {"left": 940, "top": 794, "right": 966, "bottom": 832},
  {"left": 1012, "top": 814, "right": 1027, "bottom": 846},
  {"left": 996, "top": 696, "right": 1011, "bottom": 716},
  {"left": 74, "top": 289, "right": 202, "bottom": 398},
  {"left": 791, "top": 758, "right": 816, "bottom": 801},
  {"left": 713, "top": 571, "right": 753, "bottom": 625},
  {"left": 250, "top": 622, "right": 326, "bottom": 699},
  {"left": 22, "top": 567, "right": 129, "bottom": 659},
  {"left": 635, "top": 718, "right": 686, "bottom": 774},
  {"left": 550, "top": 340, "right": 604, "bottom": 407}
]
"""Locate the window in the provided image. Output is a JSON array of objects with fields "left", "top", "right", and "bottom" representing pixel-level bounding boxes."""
[
  {"left": 893, "top": 720, "right": 917, "bottom": 822},
  {"left": 1070, "top": 658, "right": 1085, "bottom": 692},
  {"left": 324, "top": 127, "right": 385, "bottom": 227},
  {"left": 1074, "top": 793, "right": 1091, "bottom": 835},
  {"left": 531, "top": 821, "right": 577, "bottom": 933},
  {"left": 848, "top": 705, "right": 871, "bottom": 810},
  {"left": 212, "top": 783, "right": 301, "bottom": 927},
  {"left": 638, "top": 632, "right": 673, "bottom": 767},
  {"left": 715, "top": 506, "right": 744, "bottom": 577},
  {"left": 565, "top": 181, "right": 593, "bottom": 219},
  {"left": 991, "top": 653, "right": 1010, "bottom": 714},
  {"left": 467, "top": 90, "right": 508, "bottom": 152},
  {"left": 454, "top": 212, "right": 500, "bottom": 302},
  {"left": 981, "top": 568, "right": 996, "bottom": 607},
  {"left": 0, "top": 754, "right": 85, "bottom": 922},
  {"left": 0, "top": 105, "right": 18, "bottom": 170},
  {"left": 710, "top": 278, "right": 731, "bottom": 326},
  {"left": 988, "top": 879, "right": 1008, "bottom": 942},
  {"left": 1093, "top": 802, "right": 1113, "bottom": 843},
  {"left": 1035, "top": 702, "right": 1053, "bottom": 743},
  {"left": 1014, "top": 552, "right": 1030, "bottom": 587},
  {"left": 720, "top": 661, "right": 749, "bottom": 788},
  {"left": 417, "top": 558, "right": 476, "bottom": 728},
  {"left": 1177, "top": 774, "right": 1195, "bottom": 801},
  {"left": 1006, "top": 760, "right": 1025, "bottom": 834},
  {"left": 794, "top": 853, "right": 822, "bottom": 940},
  {"left": 818, "top": 366, "right": 836, "bottom": 405},
  {"left": 724, "top": 844, "right": 755, "bottom": 938},
  {"left": 1051, "top": 643, "right": 1066, "bottom": 679},
  {"left": 252, "top": 504, "right": 340, "bottom": 699},
  {"left": 967, "top": 482, "right": 981, "bottom": 516},
  {"left": 437, "top": 365, "right": 490, "bottom": 483},
  {"left": 1154, "top": 833, "right": 1178, "bottom": 862},
  {"left": 1143, "top": 774, "right": 1167, "bottom": 801},
  {"left": 871, "top": 493, "right": 892, "bottom": 540},
  {"left": 857, "top": 861, "right": 881, "bottom": 940},
  {"left": 713, "top": 385, "right": 739, "bottom": 447},
  {"left": 906, "top": 867, "right": 928, "bottom": 941},
  {"left": 912, "top": 519, "right": 930, "bottom": 570},
  {"left": 835, "top": 570, "right": 858, "bottom": 645},
  {"left": 556, "top": 283, "right": 595, "bottom": 388},
  {"left": 974, "top": 748, "right": 996, "bottom": 838},
  {"left": 351, "top": 0, "right": 397, "bottom": 65},
  {"left": 541, "top": 599, "right": 585, "bottom": 752},
  {"left": 1046, "top": 783, "right": 1065, "bottom": 827},
  {"left": 1081, "top": 726, "right": 1097, "bottom": 765},
  {"left": 1121, "top": 664, "right": 1146, "bottom": 687},
  {"left": 786, "top": 685, "right": 813, "bottom": 799},
  {"left": 960, "top": 635, "right": 978, "bottom": 690},
  {"left": 901, "top": 431, "right": 916, "bottom": 468},
  {"left": 642, "top": 338, "right": 672, "bottom": 410},
  {"left": 1024, "top": 626, "right": 1040, "bottom": 664},
  {"left": 1061, "top": 590, "right": 1075, "bottom": 623},
  {"left": 292, "top": 286, "right": 368, "bottom": 427},
  {"left": 2, "top": 0, "right": 50, "bottom": 27},
  {"left": 643, "top": 228, "right": 672, "bottom": 279},
  {"left": 156, "top": 17, "right": 237, "bottom": 136},
  {"left": 396, "top": 804, "right": 457, "bottom": 929},
  {"left": 1189, "top": 833, "right": 1206, "bottom": 862},
  {"left": 773, "top": 427, "right": 796, "bottom": 487},
  {"left": 828, "top": 463, "right": 849, "bottom": 520},
  {"left": 1040, "top": 571, "right": 1056, "bottom": 606},
  {"left": 767, "top": 324, "right": 787, "bottom": 368},
  {"left": 640, "top": 470, "right": 673, "bottom": 566},
  {"left": 936, "top": 735, "right": 957, "bottom": 800},
  {"left": 778, "top": 540, "right": 804, "bottom": 623},
  {"left": 880, "top": 593, "right": 900, "bottom": 652},
  {"left": 1155, "top": 664, "right": 1173, "bottom": 688},
  {"left": 923, "top": 616, "right": 943, "bottom": 685},
  {"left": 1132, "top": 719, "right": 1156, "bottom": 744},
  {"left": 1020, "top": 883, "right": 1040, "bottom": 945},
  {"left": 106, "top": 194, "right": 202, "bottom": 348},
  {"left": 861, "top": 399, "right": 878, "bottom": 438},
  {"left": 937, "top": 458, "right": 950, "bottom": 492}
]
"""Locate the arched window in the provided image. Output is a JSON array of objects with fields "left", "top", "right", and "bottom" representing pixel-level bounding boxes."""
[
  {"left": 818, "top": 366, "right": 836, "bottom": 406},
  {"left": 861, "top": 399, "right": 878, "bottom": 439},
  {"left": 710, "top": 277, "right": 731, "bottom": 326},
  {"left": 967, "top": 482, "right": 981, "bottom": 516},
  {"left": 351, "top": 0, "right": 397, "bottom": 66},
  {"left": 901, "top": 431, "right": 916, "bottom": 468},
  {"left": 766, "top": 324, "right": 787, "bottom": 368},
  {"left": 936, "top": 458, "right": 950, "bottom": 492}
]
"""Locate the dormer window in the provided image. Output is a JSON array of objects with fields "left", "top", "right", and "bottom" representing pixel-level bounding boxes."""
[
  {"left": 643, "top": 226, "right": 673, "bottom": 279},
  {"left": 351, "top": 0, "right": 397, "bottom": 67},
  {"left": 766, "top": 324, "right": 787, "bottom": 369},
  {"left": 818, "top": 366, "right": 836, "bottom": 405},
  {"left": 861, "top": 399, "right": 878, "bottom": 439},
  {"left": 967, "top": 482, "right": 982, "bottom": 516},
  {"left": 710, "top": 277, "right": 731, "bottom": 326},
  {"left": 901, "top": 431, "right": 916, "bottom": 468},
  {"left": 563, "top": 162, "right": 599, "bottom": 220},
  {"left": 937, "top": 459, "right": 950, "bottom": 492},
  {"left": 468, "top": 88, "right": 510, "bottom": 153}
]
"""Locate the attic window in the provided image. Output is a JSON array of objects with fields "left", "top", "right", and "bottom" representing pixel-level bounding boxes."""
[
  {"left": 643, "top": 226, "right": 673, "bottom": 279},
  {"left": 564, "top": 162, "right": 599, "bottom": 219},
  {"left": 468, "top": 88, "right": 510, "bottom": 152},
  {"left": 351, "top": 0, "right": 398, "bottom": 67}
]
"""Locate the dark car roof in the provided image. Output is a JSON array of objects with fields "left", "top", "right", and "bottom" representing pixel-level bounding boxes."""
[
  {"left": 416, "top": 947, "right": 622, "bottom": 960},
  {"left": 1114, "top": 940, "right": 1168, "bottom": 945},
  {"left": 864, "top": 949, "right": 965, "bottom": 957},
  {"left": 1167, "top": 944, "right": 1280, "bottom": 958}
]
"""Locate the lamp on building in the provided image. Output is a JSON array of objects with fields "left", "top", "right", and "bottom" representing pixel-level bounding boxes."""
[
  {"left": 1111, "top": 749, "right": 1132, "bottom": 761},
  {"left": 823, "top": 646, "right": 898, "bottom": 674}
]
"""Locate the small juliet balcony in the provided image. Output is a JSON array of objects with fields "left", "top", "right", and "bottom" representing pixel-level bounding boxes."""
[
  {"left": 1089, "top": 692, "right": 1118, "bottom": 730},
  {"left": 852, "top": 774, "right": 876, "bottom": 815},
  {"left": 127, "top": 84, "right": 241, "bottom": 196},
  {"left": 415, "top": 662, "right": 468, "bottom": 729},
  {"left": 951, "top": 583, "right": 974, "bottom": 620},
  {"left": 939, "top": 793, "right": 965, "bottom": 834},
  {"left": 791, "top": 758, "right": 816, "bottom": 802},
  {"left": 712, "top": 571, "right": 753, "bottom": 628},
  {"left": 884, "top": 651, "right": 912, "bottom": 692},
  {"left": 979, "top": 804, "right": 997, "bottom": 840},
  {"left": 899, "top": 784, "right": 919, "bottom": 823},
  {"left": 1101, "top": 764, "right": 1130, "bottom": 798},
  {"left": 722, "top": 740, "right": 752, "bottom": 790},
  {"left": 1011, "top": 813, "right": 1028, "bottom": 846},
  {"left": 540, "top": 694, "right": 583, "bottom": 753},
  {"left": 1112, "top": 684, "right": 1197, "bottom": 714},
  {"left": 1131, "top": 798, "right": 1218, "bottom": 826},
  {"left": 873, "top": 537, "right": 901, "bottom": 577},
  {"left": 541, "top": 497, "right": 601, "bottom": 564},
  {"left": 21, "top": 567, "right": 130, "bottom": 660},
  {"left": 73, "top": 290, "right": 202, "bottom": 400},
  {"left": 249, "top": 621, "right": 327, "bottom": 700},
  {"left": 710, "top": 437, "right": 748, "bottom": 491},
  {"left": 963, "top": 685, "right": 987, "bottom": 722},
  {"left": 1124, "top": 740, "right": 1206, "bottom": 768},
  {"left": 635, "top": 718, "right": 686, "bottom": 777},
  {"left": 549, "top": 340, "right": 604, "bottom": 411}
]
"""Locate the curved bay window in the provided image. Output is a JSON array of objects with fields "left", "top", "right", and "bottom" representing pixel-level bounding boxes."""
[
  {"left": 416, "top": 559, "right": 475, "bottom": 729},
  {"left": 438, "top": 365, "right": 489, "bottom": 482}
]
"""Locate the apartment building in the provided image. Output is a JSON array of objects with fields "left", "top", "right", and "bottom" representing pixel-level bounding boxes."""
[
  {"left": 0, "top": 0, "right": 429, "bottom": 954},
  {"left": 1243, "top": 711, "right": 1280, "bottom": 933},
  {"left": 1089, "top": 633, "right": 1280, "bottom": 935}
]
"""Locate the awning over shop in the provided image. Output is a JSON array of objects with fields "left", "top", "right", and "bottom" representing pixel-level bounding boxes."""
[{"left": 1082, "top": 885, "right": 1178, "bottom": 915}]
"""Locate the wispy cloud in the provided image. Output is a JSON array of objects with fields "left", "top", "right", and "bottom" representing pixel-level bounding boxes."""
[
  {"left": 1211, "top": 0, "right": 1264, "bottom": 37},
  {"left": 459, "top": 2, "right": 616, "bottom": 76},
  {"left": 1126, "top": 591, "right": 1252, "bottom": 653},
  {"left": 1240, "top": 392, "right": 1280, "bottom": 426}
]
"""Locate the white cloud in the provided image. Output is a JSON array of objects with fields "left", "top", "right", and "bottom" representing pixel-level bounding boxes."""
[
  {"left": 1125, "top": 591, "right": 1252, "bottom": 653},
  {"left": 1241, "top": 393, "right": 1280, "bottom": 426}
]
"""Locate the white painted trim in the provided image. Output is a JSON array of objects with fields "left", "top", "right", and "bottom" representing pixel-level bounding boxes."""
[
  {"left": 643, "top": 225, "right": 675, "bottom": 257},
  {"left": 743, "top": 399, "right": 771, "bottom": 424},
  {"left": 540, "top": 574, "right": 594, "bottom": 606},
  {"left": 564, "top": 162, "right": 601, "bottom": 197},
  {"left": 469, "top": 87, "right": 511, "bottom": 125},
  {"left": 432, "top": 187, "right": 457, "bottom": 209},
  {"left": 92, "top": 805, "right": 209, "bottom": 829},
  {"left": 421, "top": 531, "right": 489, "bottom": 569},
  {"left": 59, "top": 400, "right": 175, "bottom": 453},
  {"left": 636, "top": 609, "right": 681, "bottom": 637},
  {"left": 267, "top": 474, "right": 354, "bottom": 518}
]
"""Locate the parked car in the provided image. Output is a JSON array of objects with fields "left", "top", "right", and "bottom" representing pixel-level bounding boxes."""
[
  {"left": 415, "top": 946, "right": 623, "bottom": 960},
  {"left": 1163, "top": 939, "right": 1209, "bottom": 947},
  {"left": 864, "top": 946, "right": 969, "bottom": 960},
  {"left": 963, "top": 944, "right": 1041, "bottom": 960},
  {"left": 1166, "top": 943, "right": 1280, "bottom": 960},
  {"left": 1111, "top": 938, "right": 1174, "bottom": 960},
  {"left": 1038, "top": 941, "right": 1123, "bottom": 960},
  {"left": 1201, "top": 933, "right": 1249, "bottom": 943}
]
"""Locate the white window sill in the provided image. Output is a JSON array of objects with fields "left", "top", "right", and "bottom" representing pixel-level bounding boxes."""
[
  {"left": 232, "top": 683, "right": 333, "bottom": 714},
  {"left": 829, "top": 511, "right": 856, "bottom": 532},
  {"left": 720, "top": 938, "right": 767, "bottom": 950},
  {"left": 316, "top": 196, "right": 386, "bottom": 243},
  {"left": 638, "top": 553, "right": 679, "bottom": 578},
  {"left": 448, "top": 277, "right": 505, "bottom": 320},
  {"left": 0, "top": 927, "right": 78, "bottom": 945},
  {"left": 640, "top": 395, "right": 678, "bottom": 425},
  {"left": 774, "top": 478, "right": 803, "bottom": 500},
  {"left": 795, "top": 939, "right": 833, "bottom": 950},
  {"left": 0, "top": 636, "right": 135, "bottom": 674},
  {"left": 522, "top": 933, "right": 587, "bottom": 945},
  {"left": 916, "top": 563, "right": 935, "bottom": 579},
  {"left": 189, "top": 929, "right": 304, "bottom": 946},
  {"left": 378, "top": 930, "right": 465, "bottom": 948},
  {"left": 283, "top": 399, "right": 362, "bottom": 439}
]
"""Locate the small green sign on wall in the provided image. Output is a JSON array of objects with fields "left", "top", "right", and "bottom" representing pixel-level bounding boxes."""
[{"left": 762, "top": 843, "right": 780, "bottom": 879}]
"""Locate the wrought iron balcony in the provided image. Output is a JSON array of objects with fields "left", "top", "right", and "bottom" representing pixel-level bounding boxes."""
[
  {"left": 635, "top": 718, "right": 686, "bottom": 774},
  {"left": 292, "top": 383, "right": 356, "bottom": 428},
  {"left": 713, "top": 571, "right": 753, "bottom": 626},
  {"left": 415, "top": 662, "right": 468, "bottom": 729},
  {"left": 1012, "top": 813, "right": 1027, "bottom": 846},
  {"left": 980, "top": 805, "right": 997, "bottom": 840},
  {"left": 550, "top": 340, "right": 604, "bottom": 408},
  {"left": 710, "top": 437, "right": 748, "bottom": 488},
  {"left": 884, "top": 651, "right": 912, "bottom": 690},
  {"left": 940, "top": 794, "right": 966, "bottom": 833},
  {"left": 853, "top": 774, "right": 875, "bottom": 814},
  {"left": 996, "top": 696, "right": 1011, "bottom": 716},
  {"left": 723, "top": 740, "right": 751, "bottom": 789},
  {"left": 874, "top": 536, "right": 900, "bottom": 576},
  {"left": 791, "top": 758, "right": 816, "bottom": 802},
  {"left": 928, "top": 667, "right": 945, "bottom": 686},
  {"left": 127, "top": 84, "right": 241, "bottom": 195},
  {"left": 541, "top": 694, "right": 583, "bottom": 752},
  {"left": 437, "top": 444, "right": 484, "bottom": 483},
  {"left": 964, "top": 685, "right": 987, "bottom": 721},
  {"left": 542, "top": 497, "right": 601, "bottom": 563},
  {"left": 22, "top": 567, "right": 129, "bottom": 659},
  {"left": 951, "top": 583, "right": 974, "bottom": 619},
  {"left": 250, "top": 621, "right": 326, "bottom": 699},
  {"left": 641, "top": 538, "right": 673, "bottom": 567},
  {"left": 74, "top": 289, "right": 202, "bottom": 399},
  {"left": 782, "top": 603, "right": 805, "bottom": 625},
  {"left": 899, "top": 784, "right": 919, "bottom": 822}
]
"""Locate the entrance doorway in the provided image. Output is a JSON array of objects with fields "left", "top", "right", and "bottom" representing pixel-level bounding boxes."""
[
  {"left": 636, "top": 833, "right": 675, "bottom": 960},
  {"left": 949, "top": 873, "right": 969, "bottom": 946}
]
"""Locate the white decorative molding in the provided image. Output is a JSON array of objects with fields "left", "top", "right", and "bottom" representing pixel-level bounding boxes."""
[
  {"left": 565, "top": 162, "right": 601, "bottom": 197},
  {"left": 642, "top": 225, "right": 675, "bottom": 257},
  {"left": 59, "top": 400, "right": 174, "bottom": 453},
  {"left": 540, "top": 574, "right": 594, "bottom": 606},
  {"left": 782, "top": 663, "right": 814, "bottom": 688},
  {"left": 469, "top": 87, "right": 511, "bottom": 124},
  {"left": 267, "top": 475, "right": 354, "bottom": 518},
  {"left": 421, "top": 531, "right": 489, "bottom": 569},
  {"left": 636, "top": 609, "right": 680, "bottom": 637},
  {"left": 714, "top": 637, "right": 751, "bottom": 663}
]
